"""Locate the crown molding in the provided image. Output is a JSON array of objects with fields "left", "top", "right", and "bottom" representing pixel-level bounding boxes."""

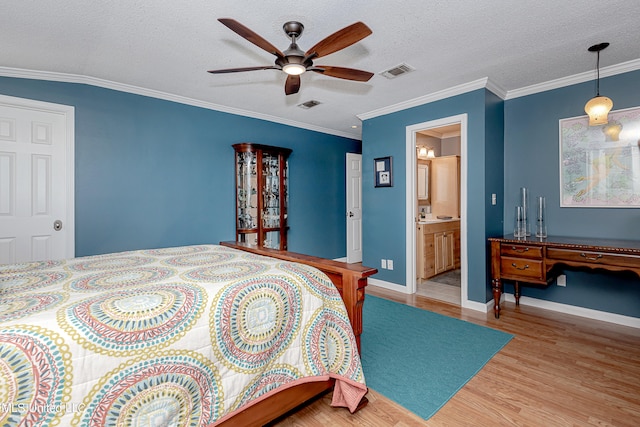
[
  {"left": 0, "top": 66, "right": 359, "bottom": 140},
  {"left": 357, "top": 77, "right": 507, "bottom": 121},
  {"left": 505, "top": 58, "right": 640, "bottom": 100},
  {"left": 420, "top": 130, "right": 461, "bottom": 139},
  {"left": 357, "top": 59, "right": 640, "bottom": 120},
  {"left": 4, "top": 59, "right": 639, "bottom": 134},
  {"left": 485, "top": 78, "right": 508, "bottom": 99}
]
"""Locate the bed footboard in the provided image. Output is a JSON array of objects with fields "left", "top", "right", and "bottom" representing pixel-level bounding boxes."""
[{"left": 220, "top": 241, "right": 377, "bottom": 353}]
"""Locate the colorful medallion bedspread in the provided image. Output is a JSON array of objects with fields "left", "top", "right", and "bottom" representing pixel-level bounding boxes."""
[{"left": 0, "top": 245, "right": 367, "bottom": 426}]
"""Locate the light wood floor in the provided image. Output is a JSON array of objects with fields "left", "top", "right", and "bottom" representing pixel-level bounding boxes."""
[
  {"left": 416, "top": 279, "right": 460, "bottom": 305},
  {"left": 272, "top": 285, "right": 640, "bottom": 426}
]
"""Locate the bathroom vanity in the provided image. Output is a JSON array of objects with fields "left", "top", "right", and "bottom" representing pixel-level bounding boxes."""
[{"left": 417, "top": 218, "right": 461, "bottom": 279}]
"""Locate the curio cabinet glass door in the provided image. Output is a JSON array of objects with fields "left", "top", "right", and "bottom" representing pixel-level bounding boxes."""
[{"left": 233, "top": 143, "right": 291, "bottom": 250}]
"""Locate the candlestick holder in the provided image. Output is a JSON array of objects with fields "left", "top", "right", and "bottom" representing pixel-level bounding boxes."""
[
  {"left": 514, "top": 206, "right": 526, "bottom": 238},
  {"left": 536, "top": 196, "right": 547, "bottom": 238},
  {"left": 520, "top": 187, "right": 531, "bottom": 236}
]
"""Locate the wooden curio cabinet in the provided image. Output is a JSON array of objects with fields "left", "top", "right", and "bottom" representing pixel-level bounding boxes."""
[{"left": 233, "top": 143, "right": 292, "bottom": 250}]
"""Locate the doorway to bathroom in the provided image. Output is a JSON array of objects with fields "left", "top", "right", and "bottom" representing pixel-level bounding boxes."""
[{"left": 405, "top": 115, "right": 468, "bottom": 306}]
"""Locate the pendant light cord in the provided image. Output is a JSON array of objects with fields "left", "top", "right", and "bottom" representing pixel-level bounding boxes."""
[{"left": 596, "top": 50, "right": 601, "bottom": 96}]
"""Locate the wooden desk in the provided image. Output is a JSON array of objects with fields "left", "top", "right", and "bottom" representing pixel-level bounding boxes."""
[{"left": 488, "top": 235, "right": 640, "bottom": 318}]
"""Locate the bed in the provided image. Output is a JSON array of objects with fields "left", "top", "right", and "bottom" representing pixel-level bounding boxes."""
[{"left": 0, "top": 243, "right": 376, "bottom": 426}]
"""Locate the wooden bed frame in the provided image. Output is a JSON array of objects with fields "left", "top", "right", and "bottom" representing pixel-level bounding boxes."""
[{"left": 216, "top": 241, "right": 377, "bottom": 426}]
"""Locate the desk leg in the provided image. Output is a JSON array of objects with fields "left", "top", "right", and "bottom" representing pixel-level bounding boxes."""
[
  {"left": 492, "top": 277, "right": 502, "bottom": 318},
  {"left": 514, "top": 281, "right": 521, "bottom": 306}
]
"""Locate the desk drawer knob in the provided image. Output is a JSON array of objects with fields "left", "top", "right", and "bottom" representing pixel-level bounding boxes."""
[
  {"left": 580, "top": 253, "right": 603, "bottom": 261},
  {"left": 511, "top": 263, "right": 529, "bottom": 270},
  {"left": 511, "top": 246, "right": 529, "bottom": 253}
]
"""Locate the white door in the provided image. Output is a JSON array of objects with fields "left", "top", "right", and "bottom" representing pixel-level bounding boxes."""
[
  {"left": 0, "top": 95, "right": 74, "bottom": 263},
  {"left": 346, "top": 153, "right": 362, "bottom": 263}
]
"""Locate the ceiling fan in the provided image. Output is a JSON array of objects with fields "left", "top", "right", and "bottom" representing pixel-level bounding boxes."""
[{"left": 208, "top": 18, "right": 374, "bottom": 95}]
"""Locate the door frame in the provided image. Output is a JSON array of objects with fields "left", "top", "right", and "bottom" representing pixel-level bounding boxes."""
[
  {"left": 405, "top": 114, "right": 468, "bottom": 303},
  {"left": 0, "top": 94, "right": 75, "bottom": 259}
]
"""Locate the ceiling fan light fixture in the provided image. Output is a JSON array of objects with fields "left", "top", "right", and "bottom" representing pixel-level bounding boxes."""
[
  {"left": 584, "top": 42, "right": 612, "bottom": 126},
  {"left": 283, "top": 63, "right": 306, "bottom": 75}
]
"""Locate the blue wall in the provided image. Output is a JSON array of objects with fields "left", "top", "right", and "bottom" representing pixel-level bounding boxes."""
[
  {"left": 0, "top": 77, "right": 360, "bottom": 258},
  {"left": 361, "top": 69, "right": 640, "bottom": 318},
  {"left": 484, "top": 90, "right": 506, "bottom": 292},
  {"left": 362, "top": 89, "right": 505, "bottom": 304},
  {"left": 504, "top": 69, "right": 640, "bottom": 317},
  {"left": 3, "top": 68, "right": 638, "bottom": 318}
]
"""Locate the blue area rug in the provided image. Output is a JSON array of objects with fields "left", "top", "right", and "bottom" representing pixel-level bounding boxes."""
[{"left": 360, "top": 296, "right": 512, "bottom": 420}]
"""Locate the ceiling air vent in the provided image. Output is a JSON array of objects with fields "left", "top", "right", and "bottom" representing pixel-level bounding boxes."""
[
  {"left": 298, "top": 100, "right": 322, "bottom": 109},
  {"left": 380, "top": 63, "right": 415, "bottom": 79}
]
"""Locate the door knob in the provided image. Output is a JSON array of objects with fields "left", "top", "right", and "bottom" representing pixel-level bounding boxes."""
[
  {"left": 348, "top": 211, "right": 354, "bottom": 217},
  {"left": 53, "top": 220, "right": 63, "bottom": 231}
]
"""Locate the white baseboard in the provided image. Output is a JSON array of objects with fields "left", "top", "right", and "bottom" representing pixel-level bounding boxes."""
[
  {"left": 368, "top": 278, "right": 412, "bottom": 294},
  {"left": 366, "top": 281, "right": 640, "bottom": 329},
  {"left": 503, "top": 293, "right": 640, "bottom": 329},
  {"left": 462, "top": 298, "right": 493, "bottom": 313}
]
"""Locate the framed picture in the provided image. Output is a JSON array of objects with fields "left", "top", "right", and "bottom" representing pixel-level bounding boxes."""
[
  {"left": 374, "top": 156, "right": 393, "bottom": 187},
  {"left": 559, "top": 106, "right": 640, "bottom": 207}
]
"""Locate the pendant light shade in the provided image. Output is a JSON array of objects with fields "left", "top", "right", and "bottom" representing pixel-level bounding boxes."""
[
  {"left": 584, "top": 42, "right": 612, "bottom": 126},
  {"left": 602, "top": 120, "right": 622, "bottom": 141},
  {"left": 585, "top": 95, "right": 613, "bottom": 126}
]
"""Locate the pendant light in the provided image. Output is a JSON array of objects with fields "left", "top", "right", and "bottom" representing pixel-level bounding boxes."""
[
  {"left": 584, "top": 42, "right": 613, "bottom": 126},
  {"left": 602, "top": 120, "right": 622, "bottom": 141}
]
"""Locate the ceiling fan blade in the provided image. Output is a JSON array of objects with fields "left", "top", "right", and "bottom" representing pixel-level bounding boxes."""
[
  {"left": 304, "top": 22, "right": 372, "bottom": 59},
  {"left": 312, "top": 66, "right": 374, "bottom": 82},
  {"left": 208, "top": 65, "right": 279, "bottom": 74},
  {"left": 218, "top": 18, "right": 285, "bottom": 58},
  {"left": 285, "top": 75, "right": 301, "bottom": 95}
]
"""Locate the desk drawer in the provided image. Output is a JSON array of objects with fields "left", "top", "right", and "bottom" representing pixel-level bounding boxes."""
[
  {"left": 501, "top": 244, "right": 543, "bottom": 259},
  {"left": 547, "top": 248, "right": 640, "bottom": 269},
  {"left": 501, "top": 257, "right": 545, "bottom": 281}
]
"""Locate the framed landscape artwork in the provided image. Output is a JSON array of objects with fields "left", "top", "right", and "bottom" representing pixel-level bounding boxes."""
[{"left": 559, "top": 106, "right": 640, "bottom": 207}]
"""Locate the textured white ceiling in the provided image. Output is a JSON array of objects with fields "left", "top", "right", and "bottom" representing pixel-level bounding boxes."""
[{"left": 2, "top": 0, "right": 640, "bottom": 138}]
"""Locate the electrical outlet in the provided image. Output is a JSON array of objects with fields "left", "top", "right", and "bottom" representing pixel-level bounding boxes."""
[
  {"left": 557, "top": 274, "right": 566, "bottom": 287},
  {"left": 387, "top": 260, "right": 394, "bottom": 270},
  {"left": 381, "top": 259, "right": 387, "bottom": 269}
]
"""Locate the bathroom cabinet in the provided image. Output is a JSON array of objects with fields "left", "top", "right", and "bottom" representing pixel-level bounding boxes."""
[
  {"left": 430, "top": 155, "right": 460, "bottom": 218},
  {"left": 417, "top": 219, "right": 460, "bottom": 279},
  {"left": 417, "top": 160, "right": 429, "bottom": 200}
]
